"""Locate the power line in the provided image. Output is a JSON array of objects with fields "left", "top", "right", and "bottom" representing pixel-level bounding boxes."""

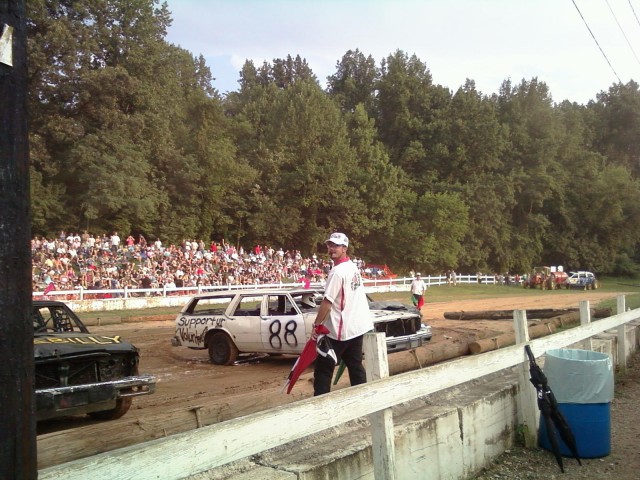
[
  {"left": 629, "top": 0, "right": 640, "bottom": 32},
  {"left": 571, "top": 0, "right": 622, "bottom": 83},
  {"left": 606, "top": 0, "right": 640, "bottom": 67}
]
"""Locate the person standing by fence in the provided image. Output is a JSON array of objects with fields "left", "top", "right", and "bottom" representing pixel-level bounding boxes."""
[
  {"left": 312, "top": 232, "right": 373, "bottom": 396},
  {"left": 411, "top": 272, "right": 427, "bottom": 309}
]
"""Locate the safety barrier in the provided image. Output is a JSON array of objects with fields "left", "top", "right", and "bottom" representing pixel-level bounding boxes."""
[
  {"left": 38, "top": 296, "right": 639, "bottom": 480},
  {"left": 33, "top": 273, "right": 500, "bottom": 299}
]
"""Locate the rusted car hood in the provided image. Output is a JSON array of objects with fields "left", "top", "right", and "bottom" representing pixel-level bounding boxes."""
[{"left": 34, "top": 333, "right": 138, "bottom": 360}]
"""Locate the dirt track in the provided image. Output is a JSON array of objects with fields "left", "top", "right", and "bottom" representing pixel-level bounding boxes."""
[{"left": 36, "top": 291, "right": 628, "bottom": 469}]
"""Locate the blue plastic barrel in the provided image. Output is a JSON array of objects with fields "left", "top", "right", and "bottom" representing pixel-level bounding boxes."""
[
  {"left": 539, "top": 403, "right": 611, "bottom": 457},
  {"left": 537, "top": 348, "right": 614, "bottom": 458}
]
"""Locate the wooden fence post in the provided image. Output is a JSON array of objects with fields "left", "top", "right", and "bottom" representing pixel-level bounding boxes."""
[
  {"left": 514, "top": 310, "right": 538, "bottom": 448},
  {"left": 364, "top": 332, "right": 396, "bottom": 480},
  {"left": 617, "top": 295, "right": 627, "bottom": 373},
  {"left": 579, "top": 300, "right": 592, "bottom": 350}
]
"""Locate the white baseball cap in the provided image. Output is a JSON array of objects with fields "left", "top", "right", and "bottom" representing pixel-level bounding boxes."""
[{"left": 325, "top": 232, "right": 349, "bottom": 247}]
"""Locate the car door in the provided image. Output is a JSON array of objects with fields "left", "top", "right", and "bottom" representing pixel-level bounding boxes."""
[
  {"left": 261, "top": 294, "right": 305, "bottom": 354},
  {"left": 227, "top": 293, "right": 265, "bottom": 352}
]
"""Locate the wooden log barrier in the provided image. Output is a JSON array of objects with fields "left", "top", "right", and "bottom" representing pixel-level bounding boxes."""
[
  {"left": 443, "top": 308, "right": 577, "bottom": 320},
  {"left": 469, "top": 321, "right": 557, "bottom": 354},
  {"left": 388, "top": 338, "right": 473, "bottom": 375}
]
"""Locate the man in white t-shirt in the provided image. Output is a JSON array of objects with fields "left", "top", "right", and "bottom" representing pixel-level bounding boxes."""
[
  {"left": 312, "top": 232, "right": 373, "bottom": 396},
  {"left": 411, "top": 272, "right": 427, "bottom": 309},
  {"left": 110, "top": 232, "right": 121, "bottom": 254}
]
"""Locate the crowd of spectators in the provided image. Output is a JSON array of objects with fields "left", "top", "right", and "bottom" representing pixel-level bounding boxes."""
[{"left": 31, "top": 231, "right": 369, "bottom": 296}]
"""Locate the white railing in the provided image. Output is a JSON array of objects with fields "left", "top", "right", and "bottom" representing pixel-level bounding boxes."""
[
  {"left": 33, "top": 273, "right": 499, "bottom": 301},
  {"left": 38, "top": 296, "right": 639, "bottom": 480}
]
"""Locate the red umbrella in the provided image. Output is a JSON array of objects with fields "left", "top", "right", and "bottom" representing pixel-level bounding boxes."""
[{"left": 282, "top": 324, "right": 330, "bottom": 394}]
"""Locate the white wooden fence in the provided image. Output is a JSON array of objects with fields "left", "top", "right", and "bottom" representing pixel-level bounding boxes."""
[
  {"left": 39, "top": 296, "right": 638, "bottom": 480},
  {"left": 33, "top": 273, "right": 498, "bottom": 301}
]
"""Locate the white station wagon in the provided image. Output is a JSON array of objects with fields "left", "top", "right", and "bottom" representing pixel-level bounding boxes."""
[{"left": 171, "top": 288, "right": 432, "bottom": 365}]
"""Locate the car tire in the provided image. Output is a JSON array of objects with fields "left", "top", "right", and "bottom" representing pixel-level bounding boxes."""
[
  {"left": 208, "top": 331, "right": 239, "bottom": 365},
  {"left": 87, "top": 397, "right": 132, "bottom": 420}
]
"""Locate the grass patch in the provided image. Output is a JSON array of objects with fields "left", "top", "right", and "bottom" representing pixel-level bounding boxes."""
[
  {"left": 79, "top": 305, "right": 182, "bottom": 322},
  {"left": 596, "top": 293, "right": 640, "bottom": 311},
  {"left": 370, "top": 279, "right": 640, "bottom": 310}
]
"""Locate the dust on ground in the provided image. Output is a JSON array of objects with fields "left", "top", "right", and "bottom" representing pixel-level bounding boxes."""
[{"left": 37, "top": 291, "right": 640, "bottom": 478}]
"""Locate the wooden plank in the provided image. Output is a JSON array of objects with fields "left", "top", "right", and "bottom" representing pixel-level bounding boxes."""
[
  {"left": 37, "top": 389, "right": 299, "bottom": 469},
  {"left": 39, "top": 307, "right": 640, "bottom": 480}
]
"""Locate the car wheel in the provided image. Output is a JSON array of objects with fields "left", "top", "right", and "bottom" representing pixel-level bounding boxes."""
[
  {"left": 87, "top": 397, "right": 132, "bottom": 420},
  {"left": 208, "top": 331, "right": 239, "bottom": 365}
]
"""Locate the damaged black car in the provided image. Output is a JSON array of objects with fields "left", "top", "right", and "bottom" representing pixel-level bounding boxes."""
[{"left": 33, "top": 300, "right": 156, "bottom": 421}]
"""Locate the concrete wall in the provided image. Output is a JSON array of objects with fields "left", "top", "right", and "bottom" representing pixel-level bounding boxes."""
[
  {"left": 66, "top": 295, "right": 188, "bottom": 313},
  {"left": 190, "top": 322, "right": 640, "bottom": 480},
  {"left": 191, "top": 374, "right": 518, "bottom": 480}
]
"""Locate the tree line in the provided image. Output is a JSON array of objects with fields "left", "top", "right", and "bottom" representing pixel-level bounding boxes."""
[{"left": 26, "top": 0, "right": 640, "bottom": 275}]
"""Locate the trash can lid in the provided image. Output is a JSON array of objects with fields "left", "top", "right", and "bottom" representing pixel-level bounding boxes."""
[{"left": 543, "top": 348, "right": 614, "bottom": 404}]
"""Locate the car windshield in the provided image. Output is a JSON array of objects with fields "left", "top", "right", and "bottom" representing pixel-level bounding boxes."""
[{"left": 33, "top": 305, "right": 87, "bottom": 333}]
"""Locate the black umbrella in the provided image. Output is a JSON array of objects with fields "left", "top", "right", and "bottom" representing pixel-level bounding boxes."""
[{"left": 524, "top": 345, "right": 582, "bottom": 473}]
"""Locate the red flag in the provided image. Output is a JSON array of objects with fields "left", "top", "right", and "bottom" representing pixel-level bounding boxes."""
[
  {"left": 44, "top": 283, "right": 56, "bottom": 295},
  {"left": 282, "top": 325, "right": 330, "bottom": 394}
]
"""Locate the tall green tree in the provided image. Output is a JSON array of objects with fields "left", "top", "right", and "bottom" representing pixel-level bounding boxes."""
[
  {"left": 375, "top": 49, "right": 450, "bottom": 188},
  {"left": 495, "top": 78, "right": 563, "bottom": 271},
  {"left": 440, "top": 81, "right": 511, "bottom": 272},
  {"left": 590, "top": 81, "right": 640, "bottom": 177},
  {"left": 27, "top": 0, "right": 243, "bottom": 241},
  {"left": 327, "top": 49, "right": 378, "bottom": 115}
]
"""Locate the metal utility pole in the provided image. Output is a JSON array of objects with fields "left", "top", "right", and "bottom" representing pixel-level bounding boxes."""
[{"left": 0, "top": 1, "right": 37, "bottom": 478}]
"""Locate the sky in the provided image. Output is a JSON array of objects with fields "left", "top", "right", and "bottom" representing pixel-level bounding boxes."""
[{"left": 164, "top": 0, "right": 640, "bottom": 105}]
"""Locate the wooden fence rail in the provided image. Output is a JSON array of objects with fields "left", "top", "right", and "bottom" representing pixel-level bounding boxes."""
[{"left": 32, "top": 273, "right": 498, "bottom": 301}]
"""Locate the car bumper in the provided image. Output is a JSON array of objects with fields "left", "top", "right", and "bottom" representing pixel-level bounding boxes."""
[
  {"left": 385, "top": 326, "right": 433, "bottom": 353},
  {"left": 36, "top": 374, "right": 156, "bottom": 420}
]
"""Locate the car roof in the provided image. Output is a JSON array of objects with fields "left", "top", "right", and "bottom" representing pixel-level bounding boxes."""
[
  {"left": 189, "top": 288, "right": 320, "bottom": 299},
  {"left": 32, "top": 300, "right": 68, "bottom": 307}
]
